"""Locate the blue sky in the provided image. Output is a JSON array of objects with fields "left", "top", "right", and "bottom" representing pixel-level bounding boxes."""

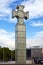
[{"left": 0, "top": 0, "right": 43, "bottom": 49}]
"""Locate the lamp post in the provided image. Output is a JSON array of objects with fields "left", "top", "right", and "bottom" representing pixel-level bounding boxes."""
[
  {"left": 11, "top": 50, "right": 12, "bottom": 61},
  {"left": 3, "top": 47, "right": 4, "bottom": 61},
  {"left": 11, "top": 48, "right": 13, "bottom": 61}
]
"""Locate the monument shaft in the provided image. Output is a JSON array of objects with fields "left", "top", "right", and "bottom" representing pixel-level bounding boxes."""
[
  {"left": 15, "top": 23, "right": 26, "bottom": 64},
  {"left": 12, "top": 5, "right": 29, "bottom": 64}
]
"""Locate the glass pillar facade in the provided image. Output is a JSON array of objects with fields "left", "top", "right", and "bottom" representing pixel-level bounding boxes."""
[{"left": 15, "top": 23, "right": 26, "bottom": 64}]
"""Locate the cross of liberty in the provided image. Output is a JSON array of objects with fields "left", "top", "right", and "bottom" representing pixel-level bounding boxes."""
[
  {"left": 12, "top": 5, "right": 29, "bottom": 24},
  {"left": 12, "top": 5, "right": 29, "bottom": 64}
]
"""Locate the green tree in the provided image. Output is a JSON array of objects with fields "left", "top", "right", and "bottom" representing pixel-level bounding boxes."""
[
  {"left": 0, "top": 48, "right": 3, "bottom": 60},
  {"left": 0, "top": 47, "right": 15, "bottom": 61},
  {"left": 12, "top": 50, "right": 15, "bottom": 60},
  {"left": 2, "top": 47, "right": 11, "bottom": 61}
]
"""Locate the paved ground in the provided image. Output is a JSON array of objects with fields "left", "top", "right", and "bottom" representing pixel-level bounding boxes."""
[
  {"left": 0, "top": 61, "right": 15, "bottom": 64},
  {"left": 0, "top": 61, "right": 42, "bottom": 65},
  {"left": 0, "top": 60, "right": 33, "bottom": 64},
  {"left": 0, "top": 63, "right": 42, "bottom": 65}
]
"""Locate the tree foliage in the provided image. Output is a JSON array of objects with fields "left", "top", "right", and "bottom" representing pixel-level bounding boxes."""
[{"left": 0, "top": 47, "right": 15, "bottom": 61}]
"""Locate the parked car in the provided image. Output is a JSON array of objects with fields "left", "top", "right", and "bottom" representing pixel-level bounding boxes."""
[
  {"left": 34, "top": 57, "right": 43, "bottom": 64},
  {"left": 38, "top": 59, "right": 43, "bottom": 64}
]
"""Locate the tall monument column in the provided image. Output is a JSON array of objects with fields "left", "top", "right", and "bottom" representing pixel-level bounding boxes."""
[{"left": 12, "top": 5, "right": 29, "bottom": 64}]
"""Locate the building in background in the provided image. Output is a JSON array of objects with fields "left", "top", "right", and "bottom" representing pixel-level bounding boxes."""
[
  {"left": 26, "top": 46, "right": 43, "bottom": 60},
  {"left": 31, "top": 46, "right": 42, "bottom": 58},
  {"left": 26, "top": 49, "right": 31, "bottom": 59},
  {"left": 41, "top": 48, "right": 43, "bottom": 58}
]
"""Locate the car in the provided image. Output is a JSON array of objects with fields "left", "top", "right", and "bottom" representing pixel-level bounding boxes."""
[
  {"left": 34, "top": 57, "right": 43, "bottom": 64},
  {"left": 39, "top": 59, "right": 43, "bottom": 64}
]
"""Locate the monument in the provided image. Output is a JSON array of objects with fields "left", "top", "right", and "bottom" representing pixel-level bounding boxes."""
[{"left": 12, "top": 5, "right": 29, "bottom": 64}]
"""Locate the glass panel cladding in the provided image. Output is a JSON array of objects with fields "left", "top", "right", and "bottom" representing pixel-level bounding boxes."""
[{"left": 15, "top": 23, "right": 26, "bottom": 64}]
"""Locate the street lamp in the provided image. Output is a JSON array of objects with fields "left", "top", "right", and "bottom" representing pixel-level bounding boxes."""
[
  {"left": 11, "top": 48, "right": 14, "bottom": 61},
  {"left": 3, "top": 47, "right": 4, "bottom": 61}
]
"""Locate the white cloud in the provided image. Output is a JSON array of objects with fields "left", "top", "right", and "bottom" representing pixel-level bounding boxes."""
[
  {"left": 0, "top": 29, "right": 43, "bottom": 49},
  {"left": 22, "top": 0, "right": 43, "bottom": 19},
  {"left": 0, "top": 29, "right": 15, "bottom": 50},
  {"left": 0, "top": 0, "right": 11, "bottom": 16},
  {"left": 0, "top": 0, "right": 17, "bottom": 23},
  {"left": 30, "top": 21, "right": 43, "bottom": 26},
  {"left": 0, "top": 0, "right": 43, "bottom": 22},
  {"left": 26, "top": 31, "right": 43, "bottom": 48}
]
